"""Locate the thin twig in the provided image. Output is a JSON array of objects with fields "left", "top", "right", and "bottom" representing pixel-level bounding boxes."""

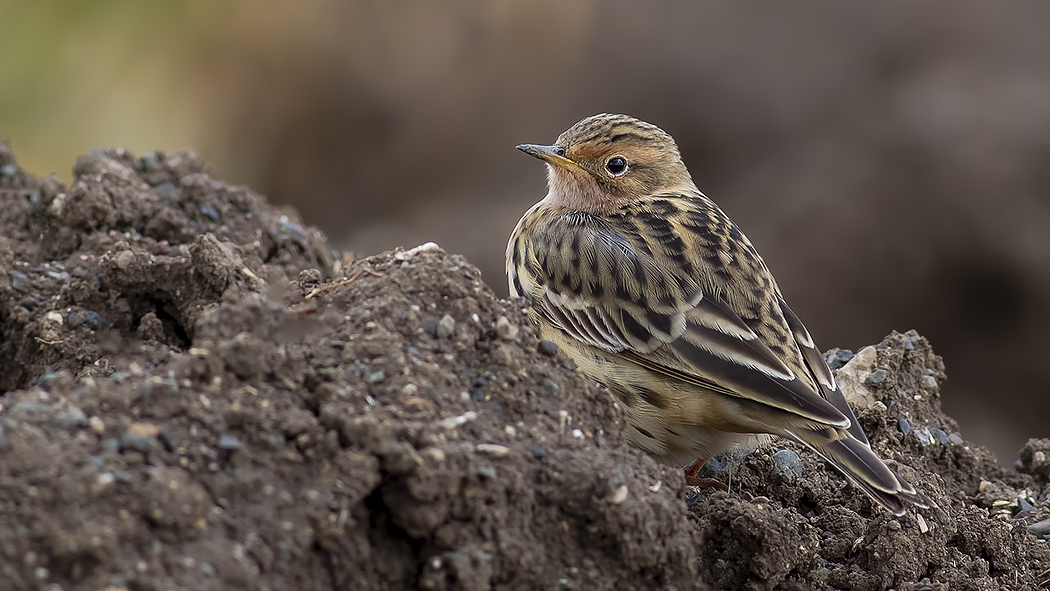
[{"left": 304, "top": 267, "right": 384, "bottom": 300}]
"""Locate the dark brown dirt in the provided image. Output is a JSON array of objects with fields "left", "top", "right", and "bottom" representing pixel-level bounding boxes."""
[{"left": 0, "top": 142, "right": 1047, "bottom": 590}]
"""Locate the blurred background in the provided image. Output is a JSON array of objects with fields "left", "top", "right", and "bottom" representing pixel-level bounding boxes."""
[{"left": 2, "top": 0, "right": 1048, "bottom": 463}]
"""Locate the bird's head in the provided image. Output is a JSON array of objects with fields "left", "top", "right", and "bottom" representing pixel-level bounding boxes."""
[{"left": 517, "top": 114, "right": 695, "bottom": 214}]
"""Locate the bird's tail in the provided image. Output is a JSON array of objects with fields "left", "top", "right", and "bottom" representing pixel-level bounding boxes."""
[{"left": 788, "top": 426, "right": 930, "bottom": 516}]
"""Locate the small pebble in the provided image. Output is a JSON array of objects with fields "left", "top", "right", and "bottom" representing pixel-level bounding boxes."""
[
  {"left": 930, "top": 428, "right": 950, "bottom": 446},
  {"left": 121, "top": 432, "right": 154, "bottom": 454},
  {"left": 423, "top": 318, "right": 440, "bottom": 336},
  {"left": 127, "top": 422, "right": 159, "bottom": 438},
  {"left": 916, "top": 513, "right": 929, "bottom": 534},
  {"left": 531, "top": 445, "right": 547, "bottom": 459},
  {"left": 920, "top": 375, "right": 938, "bottom": 389},
  {"left": 477, "top": 443, "right": 510, "bottom": 457},
  {"left": 866, "top": 368, "right": 888, "bottom": 384},
  {"left": 158, "top": 432, "right": 176, "bottom": 453},
  {"left": 9, "top": 271, "right": 28, "bottom": 292},
  {"left": 1028, "top": 516, "right": 1050, "bottom": 536},
  {"left": 438, "top": 411, "right": 477, "bottom": 430},
  {"left": 495, "top": 316, "right": 519, "bottom": 341},
  {"left": 394, "top": 242, "right": 441, "bottom": 261},
  {"left": 436, "top": 314, "right": 456, "bottom": 339},
  {"left": 948, "top": 432, "right": 964, "bottom": 445},
  {"left": 88, "top": 416, "right": 106, "bottom": 434},
  {"left": 79, "top": 311, "right": 103, "bottom": 331},
  {"left": 421, "top": 447, "right": 446, "bottom": 463},
  {"left": 772, "top": 449, "right": 803, "bottom": 480},
  {"left": 51, "top": 406, "right": 88, "bottom": 431},
  {"left": 217, "top": 434, "right": 242, "bottom": 451},
  {"left": 1017, "top": 495, "right": 1034, "bottom": 513},
  {"left": 898, "top": 418, "right": 912, "bottom": 436},
  {"left": 538, "top": 340, "right": 559, "bottom": 356},
  {"left": 199, "top": 203, "right": 220, "bottom": 221},
  {"left": 914, "top": 428, "right": 936, "bottom": 447},
  {"left": 153, "top": 181, "right": 176, "bottom": 197},
  {"left": 112, "top": 250, "right": 135, "bottom": 271},
  {"left": 100, "top": 437, "right": 121, "bottom": 454},
  {"left": 12, "top": 401, "right": 48, "bottom": 415},
  {"left": 825, "top": 348, "right": 855, "bottom": 370}
]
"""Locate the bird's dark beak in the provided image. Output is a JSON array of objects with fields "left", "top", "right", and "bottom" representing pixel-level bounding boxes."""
[{"left": 516, "top": 144, "right": 578, "bottom": 170}]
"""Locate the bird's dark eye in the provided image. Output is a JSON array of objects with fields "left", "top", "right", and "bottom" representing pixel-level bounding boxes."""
[
  {"left": 605, "top": 155, "right": 628, "bottom": 176},
  {"left": 554, "top": 146, "right": 566, "bottom": 157}
]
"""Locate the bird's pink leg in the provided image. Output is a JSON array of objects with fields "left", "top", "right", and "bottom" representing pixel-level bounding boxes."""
[{"left": 684, "top": 455, "right": 729, "bottom": 490}]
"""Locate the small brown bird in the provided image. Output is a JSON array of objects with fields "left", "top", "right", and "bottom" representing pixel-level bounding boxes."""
[{"left": 507, "top": 113, "right": 927, "bottom": 515}]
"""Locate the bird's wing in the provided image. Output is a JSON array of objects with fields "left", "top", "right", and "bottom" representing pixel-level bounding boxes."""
[
  {"left": 778, "top": 299, "right": 869, "bottom": 444},
  {"left": 518, "top": 200, "right": 850, "bottom": 429}
]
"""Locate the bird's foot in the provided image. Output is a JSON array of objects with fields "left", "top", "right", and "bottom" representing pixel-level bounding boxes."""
[{"left": 683, "top": 455, "right": 729, "bottom": 490}]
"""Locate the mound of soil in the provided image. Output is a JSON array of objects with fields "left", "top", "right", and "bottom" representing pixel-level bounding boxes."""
[{"left": 0, "top": 143, "right": 1047, "bottom": 590}]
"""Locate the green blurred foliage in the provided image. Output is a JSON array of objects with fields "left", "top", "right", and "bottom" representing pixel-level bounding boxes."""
[{"left": 0, "top": 2, "right": 219, "bottom": 178}]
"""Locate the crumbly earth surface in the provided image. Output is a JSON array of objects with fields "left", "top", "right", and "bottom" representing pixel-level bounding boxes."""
[{"left": 0, "top": 143, "right": 1047, "bottom": 590}]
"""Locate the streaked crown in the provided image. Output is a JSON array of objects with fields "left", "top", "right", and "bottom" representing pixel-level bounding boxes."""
[{"left": 556, "top": 114, "right": 680, "bottom": 158}]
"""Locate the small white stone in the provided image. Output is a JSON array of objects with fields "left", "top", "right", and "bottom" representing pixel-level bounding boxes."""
[
  {"left": 394, "top": 242, "right": 442, "bottom": 261},
  {"left": 438, "top": 411, "right": 477, "bottom": 430},
  {"left": 88, "top": 416, "right": 105, "bottom": 434},
  {"left": 477, "top": 443, "right": 510, "bottom": 457},
  {"left": 421, "top": 447, "right": 446, "bottom": 463}
]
